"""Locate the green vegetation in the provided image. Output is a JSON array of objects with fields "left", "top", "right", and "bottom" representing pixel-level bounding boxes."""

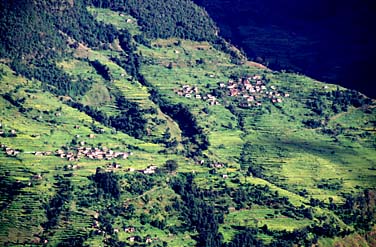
[
  {"left": 89, "top": 0, "right": 218, "bottom": 41},
  {"left": 1, "top": 1, "right": 375, "bottom": 247}
]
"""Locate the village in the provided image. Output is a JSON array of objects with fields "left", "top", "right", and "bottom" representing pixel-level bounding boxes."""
[
  {"left": 174, "top": 84, "right": 221, "bottom": 106},
  {"left": 173, "top": 74, "right": 290, "bottom": 108},
  {"left": 54, "top": 146, "right": 132, "bottom": 162},
  {"left": 0, "top": 142, "right": 132, "bottom": 162},
  {"left": 1, "top": 140, "right": 230, "bottom": 176},
  {"left": 1, "top": 141, "right": 165, "bottom": 176}
]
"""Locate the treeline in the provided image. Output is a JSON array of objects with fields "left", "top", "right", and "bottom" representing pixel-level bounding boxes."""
[
  {"left": 89, "top": 0, "right": 217, "bottom": 41},
  {"left": 88, "top": 0, "right": 245, "bottom": 63},
  {"left": 0, "top": 0, "right": 117, "bottom": 61},
  {"left": 140, "top": 74, "right": 209, "bottom": 156},
  {"left": 304, "top": 88, "right": 371, "bottom": 129},
  {"left": 306, "top": 88, "right": 371, "bottom": 117},
  {"left": 11, "top": 58, "right": 92, "bottom": 97},
  {"left": 1, "top": 0, "right": 119, "bottom": 97},
  {"left": 2, "top": 91, "right": 27, "bottom": 113},
  {"left": 49, "top": 0, "right": 117, "bottom": 48},
  {"left": 42, "top": 175, "right": 73, "bottom": 230},
  {"left": 66, "top": 94, "right": 147, "bottom": 139},
  {"left": 63, "top": 49, "right": 147, "bottom": 139},
  {"left": 110, "top": 93, "right": 147, "bottom": 139},
  {"left": 90, "top": 60, "right": 112, "bottom": 81},
  {"left": 161, "top": 102, "right": 209, "bottom": 156},
  {"left": 170, "top": 174, "right": 225, "bottom": 246},
  {"left": 0, "top": 0, "right": 64, "bottom": 61},
  {"left": 0, "top": 176, "right": 26, "bottom": 211},
  {"left": 109, "top": 31, "right": 142, "bottom": 79}
]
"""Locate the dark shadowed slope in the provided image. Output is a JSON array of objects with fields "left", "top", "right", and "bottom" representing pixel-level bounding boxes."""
[{"left": 194, "top": 0, "right": 376, "bottom": 98}]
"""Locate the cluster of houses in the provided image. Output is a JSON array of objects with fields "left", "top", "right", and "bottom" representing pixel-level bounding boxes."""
[
  {"left": 34, "top": 151, "right": 53, "bottom": 156},
  {"left": 55, "top": 146, "right": 132, "bottom": 162},
  {"left": 1, "top": 144, "right": 20, "bottom": 157},
  {"left": 211, "top": 162, "right": 225, "bottom": 169},
  {"left": 140, "top": 165, "right": 158, "bottom": 174},
  {"left": 174, "top": 85, "right": 220, "bottom": 105},
  {"left": 174, "top": 85, "right": 199, "bottom": 98},
  {"left": 92, "top": 218, "right": 156, "bottom": 243},
  {"left": 124, "top": 164, "right": 158, "bottom": 174},
  {"left": 124, "top": 226, "right": 136, "bottom": 233},
  {"left": 173, "top": 74, "right": 290, "bottom": 108},
  {"left": 127, "top": 236, "right": 155, "bottom": 244},
  {"left": 220, "top": 75, "right": 289, "bottom": 107},
  {"left": 1, "top": 142, "right": 132, "bottom": 163},
  {"left": 196, "top": 159, "right": 226, "bottom": 169}
]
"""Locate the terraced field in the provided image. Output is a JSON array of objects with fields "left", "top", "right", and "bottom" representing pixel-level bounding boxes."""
[
  {"left": 0, "top": 6, "right": 375, "bottom": 247},
  {"left": 139, "top": 37, "right": 376, "bottom": 203}
]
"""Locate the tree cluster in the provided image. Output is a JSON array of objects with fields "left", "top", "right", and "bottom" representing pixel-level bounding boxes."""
[
  {"left": 123, "top": 172, "right": 156, "bottom": 195},
  {"left": 306, "top": 88, "right": 371, "bottom": 117},
  {"left": 1, "top": 0, "right": 118, "bottom": 98},
  {"left": 91, "top": 168, "right": 121, "bottom": 200},
  {"left": 89, "top": 0, "right": 218, "bottom": 41},
  {"left": 43, "top": 175, "right": 73, "bottom": 230},
  {"left": 66, "top": 94, "right": 147, "bottom": 139}
]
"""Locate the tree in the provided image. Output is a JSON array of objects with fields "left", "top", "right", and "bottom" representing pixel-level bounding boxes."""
[
  {"left": 164, "top": 159, "right": 178, "bottom": 173},
  {"left": 167, "top": 62, "right": 173, "bottom": 69},
  {"left": 162, "top": 128, "right": 171, "bottom": 141}
]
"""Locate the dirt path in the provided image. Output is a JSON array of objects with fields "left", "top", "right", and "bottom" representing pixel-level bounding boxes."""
[
  {"left": 329, "top": 104, "right": 375, "bottom": 122},
  {"left": 245, "top": 61, "right": 269, "bottom": 70},
  {"left": 123, "top": 186, "right": 159, "bottom": 205},
  {"left": 329, "top": 107, "right": 356, "bottom": 122}
]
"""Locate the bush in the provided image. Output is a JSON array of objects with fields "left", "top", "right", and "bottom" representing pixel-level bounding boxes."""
[{"left": 164, "top": 159, "right": 178, "bottom": 173}]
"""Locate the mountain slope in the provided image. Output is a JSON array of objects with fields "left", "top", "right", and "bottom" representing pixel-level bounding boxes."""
[{"left": 0, "top": 1, "right": 375, "bottom": 246}]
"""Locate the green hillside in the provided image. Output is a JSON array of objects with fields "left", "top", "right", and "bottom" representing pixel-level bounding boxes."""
[{"left": 0, "top": 1, "right": 375, "bottom": 247}]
